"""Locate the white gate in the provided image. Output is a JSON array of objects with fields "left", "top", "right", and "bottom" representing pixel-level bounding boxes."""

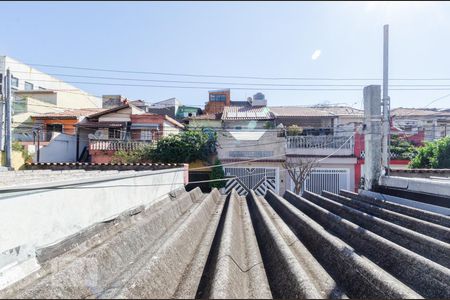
[
  {"left": 290, "top": 168, "right": 350, "bottom": 195},
  {"left": 224, "top": 167, "right": 279, "bottom": 196}
]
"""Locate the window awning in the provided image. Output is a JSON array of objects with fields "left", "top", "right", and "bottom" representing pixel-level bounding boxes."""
[{"left": 130, "top": 123, "right": 159, "bottom": 130}]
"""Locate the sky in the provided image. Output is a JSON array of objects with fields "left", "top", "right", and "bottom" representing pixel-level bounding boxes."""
[{"left": 1, "top": 1, "right": 450, "bottom": 109}]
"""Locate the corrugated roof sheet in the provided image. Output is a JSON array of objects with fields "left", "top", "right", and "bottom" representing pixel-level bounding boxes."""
[
  {"left": 188, "top": 113, "right": 222, "bottom": 120},
  {"left": 222, "top": 106, "right": 274, "bottom": 120},
  {"left": 270, "top": 106, "right": 335, "bottom": 117},
  {"left": 392, "top": 107, "right": 450, "bottom": 117},
  {"left": 1, "top": 187, "right": 449, "bottom": 299},
  {"left": 31, "top": 108, "right": 106, "bottom": 119},
  {"left": 312, "top": 105, "right": 364, "bottom": 116}
]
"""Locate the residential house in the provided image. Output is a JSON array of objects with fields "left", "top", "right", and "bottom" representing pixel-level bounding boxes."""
[
  {"left": 0, "top": 56, "right": 102, "bottom": 149},
  {"left": 146, "top": 98, "right": 182, "bottom": 119},
  {"left": 204, "top": 89, "right": 231, "bottom": 114},
  {"left": 28, "top": 108, "right": 105, "bottom": 163},
  {"left": 270, "top": 106, "right": 337, "bottom": 135},
  {"left": 312, "top": 105, "right": 364, "bottom": 135},
  {"left": 207, "top": 92, "right": 359, "bottom": 196},
  {"left": 391, "top": 107, "right": 450, "bottom": 141},
  {"left": 175, "top": 105, "right": 202, "bottom": 120},
  {"left": 76, "top": 103, "right": 184, "bottom": 163}
]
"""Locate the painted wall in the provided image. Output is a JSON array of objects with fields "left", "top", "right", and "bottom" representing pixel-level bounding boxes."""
[
  {"left": 99, "top": 107, "right": 132, "bottom": 122},
  {"left": 0, "top": 150, "right": 25, "bottom": 170},
  {"left": 0, "top": 168, "right": 186, "bottom": 288},
  {"left": 217, "top": 129, "right": 285, "bottom": 160},
  {"left": 163, "top": 121, "right": 180, "bottom": 137},
  {"left": 33, "top": 133, "right": 78, "bottom": 163},
  {"left": 1, "top": 56, "right": 101, "bottom": 107}
]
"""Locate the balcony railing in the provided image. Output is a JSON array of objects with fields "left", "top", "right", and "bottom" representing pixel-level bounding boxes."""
[
  {"left": 286, "top": 135, "right": 354, "bottom": 156},
  {"left": 286, "top": 135, "right": 353, "bottom": 149},
  {"left": 89, "top": 140, "right": 155, "bottom": 151}
]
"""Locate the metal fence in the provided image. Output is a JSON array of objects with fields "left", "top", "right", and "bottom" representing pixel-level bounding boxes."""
[{"left": 286, "top": 135, "right": 354, "bottom": 149}]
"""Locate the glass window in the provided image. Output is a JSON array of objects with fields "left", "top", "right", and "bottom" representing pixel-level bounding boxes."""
[
  {"left": 11, "top": 76, "right": 19, "bottom": 88},
  {"left": 12, "top": 97, "right": 28, "bottom": 115},
  {"left": 24, "top": 82, "right": 34, "bottom": 90},
  {"left": 140, "top": 129, "right": 153, "bottom": 141},
  {"left": 108, "top": 128, "right": 121, "bottom": 139},
  {"left": 210, "top": 94, "right": 226, "bottom": 102}
]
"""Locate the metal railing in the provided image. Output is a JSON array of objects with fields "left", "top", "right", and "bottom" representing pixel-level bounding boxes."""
[
  {"left": 286, "top": 135, "right": 354, "bottom": 150},
  {"left": 89, "top": 140, "right": 155, "bottom": 151}
]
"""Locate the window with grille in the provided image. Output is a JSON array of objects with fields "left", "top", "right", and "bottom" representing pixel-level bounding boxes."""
[
  {"left": 140, "top": 129, "right": 153, "bottom": 141},
  {"left": 108, "top": 128, "right": 121, "bottom": 139}
]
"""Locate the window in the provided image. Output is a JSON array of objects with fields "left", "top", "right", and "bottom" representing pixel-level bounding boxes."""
[
  {"left": 108, "top": 128, "right": 121, "bottom": 139},
  {"left": 24, "top": 82, "right": 34, "bottom": 91},
  {"left": 46, "top": 124, "right": 63, "bottom": 133},
  {"left": 209, "top": 94, "right": 226, "bottom": 102},
  {"left": 140, "top": 129, "right": 153, "bottom": 141},
  {"left": 12, "top": 97, "right": 28, "bottom": 114},
  {"left": 11, "top": 76, "right": 19, "bottom": 88}
]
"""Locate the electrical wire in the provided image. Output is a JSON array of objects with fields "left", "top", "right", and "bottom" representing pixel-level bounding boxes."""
[
  {"left": 12, "top": 70, "right": 450, "bottom": 88},
  {"left": 7, "top": 61, "right": 450, "bottom": 81}
]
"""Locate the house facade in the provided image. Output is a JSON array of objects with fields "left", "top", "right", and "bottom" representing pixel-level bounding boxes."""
[
  {"left": 0, "top": 56, "right": 102, "bottom": 147},
  {"left": 27, "top": 108, "right": 105, "bottom": 163},
  {"left": 191, "top": 89, "right": 360, "bottom": 195},
  {"left": 76, "top": 103, "right": 184, "bottom": 163},
  {"left": 391, "top": 107, "right": 450, "bottom": 141}
]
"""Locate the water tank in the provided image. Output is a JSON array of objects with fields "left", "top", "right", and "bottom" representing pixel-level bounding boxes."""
[{"left": 251, "top": 92, "right": 267, "bottom": 106}]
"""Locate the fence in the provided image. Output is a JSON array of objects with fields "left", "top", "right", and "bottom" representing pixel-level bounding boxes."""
[
  {"left": 286, "top": 135, "right": 354, "bottom": 149},
  {"left": 89, "top": 140, "right": 155, "bottom": 151}
]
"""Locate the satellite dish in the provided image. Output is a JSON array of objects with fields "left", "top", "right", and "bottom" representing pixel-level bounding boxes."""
[
  {"left": 88, "top": 133, "right": 97, "bottom": 140},
  {"left": 94, "top": 130, "right": 104, "bottom": 138}
]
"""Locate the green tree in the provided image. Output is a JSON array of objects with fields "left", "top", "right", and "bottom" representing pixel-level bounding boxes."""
[
  {"left": 151, "top": 130, "right": 214, "bottom": 163},
  {"left": 409, "top": 136, "right": 450, "bottom": 169},
  {"left": 111, "top": 130, "right": 216, "bottom": 164},
  {"left": 287, "top": 125, "right": 303, "bottom": 136},
  {"left": 390, "top": 135, "right": 418, "bottom": 160},
  {"left": 209, "top": 158, "right": 226, "bottom": 189}
]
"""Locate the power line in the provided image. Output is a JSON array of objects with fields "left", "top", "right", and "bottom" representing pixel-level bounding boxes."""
[
  {"left": 8, "top": 61, "right": 450, "bottom": 81},
  {"left": 12, "top": 70, "right": 450, "bottom": 88},
  {"left": 11, "top": 78, "right": 450, "bottom": 92}
]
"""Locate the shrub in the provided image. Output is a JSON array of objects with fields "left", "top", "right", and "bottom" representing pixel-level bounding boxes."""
[{"left": 209, "top": 158, "right": 226, "bottom": 189}]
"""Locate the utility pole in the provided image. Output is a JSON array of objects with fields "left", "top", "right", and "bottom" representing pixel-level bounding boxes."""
[
  {"left": 36, "top": 128, "right": 40, "bottom": 163},
  {"left": 363, "top": 85, "right": 382, "bottom": 190},
  {"left": 4, "top": 69, "right": 12, "bottom": 168},
  {"left": 382, "top": 24, "right": 391, "bottom": 176},
  {"left": 0, "top": 74, "right": 4, "bottom": 152}
]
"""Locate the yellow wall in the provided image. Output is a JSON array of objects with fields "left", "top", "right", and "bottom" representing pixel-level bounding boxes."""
[{"left": 0, "top": 150, "right": 26, "bottom": 170}]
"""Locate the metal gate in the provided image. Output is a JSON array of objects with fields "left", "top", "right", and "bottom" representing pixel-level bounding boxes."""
[
  {"left": 224, "top": 167, "right": 278, "bottom": 196},
  {"left": 291, "top": 168, "right": 350, "bottom": 195}
]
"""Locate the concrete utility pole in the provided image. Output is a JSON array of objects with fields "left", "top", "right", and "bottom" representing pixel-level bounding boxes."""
[
  {"left": 382, "top": 24, "right": 390, "bottom": 175},
  {"left": 363, "top": 85, "right": 382, "bottom": 190},
  {"left": 0, "top": 74, "right": 4, "bottom": 152},
  {"left": 4, "top": 69, "right": 12, "bottom": 168}
]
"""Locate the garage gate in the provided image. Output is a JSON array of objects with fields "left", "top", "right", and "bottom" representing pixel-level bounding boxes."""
[
  {"left": 291, "top": 168, "right": 350, "bottom": 195},
  {"left": 224, "top": 167, "right": 279, "bottom": 196}
]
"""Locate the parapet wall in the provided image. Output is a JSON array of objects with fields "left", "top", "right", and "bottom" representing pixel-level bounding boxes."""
[{"left": 0, "top": 167, "right": 186, "bottom": 289}]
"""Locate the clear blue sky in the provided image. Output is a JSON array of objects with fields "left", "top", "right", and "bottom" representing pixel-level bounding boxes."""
[{"left": 1, "top": 1, "right": 450, "bottom": 109}]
